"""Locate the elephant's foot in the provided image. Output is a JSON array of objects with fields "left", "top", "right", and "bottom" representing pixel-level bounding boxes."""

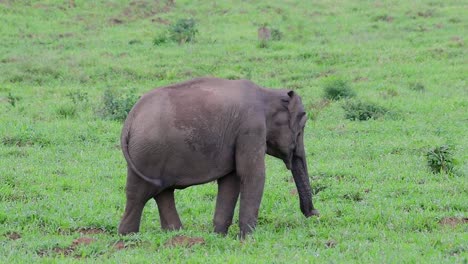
[
  {"left": 118, "top": 199, "right": 147, "bottom": 235},
  {"left": 214, "top": 221, "right": 231, "bottom": 235},
  {"left": 161, "top": 222, "right": 183, "bottom": 231},
  {"left": 305, "top": 209, "right": 320, "bottom": 217},
  {"left": 118, "top": 216, "right": 141, "bottom": 235}
]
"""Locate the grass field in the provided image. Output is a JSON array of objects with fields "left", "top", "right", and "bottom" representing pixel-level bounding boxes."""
[{"left": 0, "top": 0, "right": 467, "bottom": 263}]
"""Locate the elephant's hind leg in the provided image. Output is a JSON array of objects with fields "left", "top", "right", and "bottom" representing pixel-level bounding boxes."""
[
  {"left": 118, "top": 168, "right": 157, "bottom": 235},
  {"left": 155, "top": 189, "right": 182, "bottom": 231},
  {"left": 213, "top": 172, "right": 240, "bottom": 235}
]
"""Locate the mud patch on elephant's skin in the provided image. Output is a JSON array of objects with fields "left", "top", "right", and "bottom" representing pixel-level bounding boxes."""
[
  {"left": 169, "top": 86, "right": 221, "bottom": 156},
  {"left": 164, "top": 235, "right": 205, "bottom": 248}
]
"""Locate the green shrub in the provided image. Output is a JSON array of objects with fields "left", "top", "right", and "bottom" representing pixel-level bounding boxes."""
[
  {"left": 323, "top": 79, "right": 355, "bottom": 100},
  {"left": 66, "top": 90, "right": 88, "bottom": 105},
  {"left": 153, "top": 34, "right": 169, "bottom": 46},
  {"left": 2, "top": 133, "right": 50, "bottom": 147},
  {"left": 56, "top": 105, "right": 77, "bottom": 118},
  {"left": 98, "top": 88, "right": 139, "bottom": 121},
  {"left": 169, "top": 18, "right": 198, "bottom": 44},
  {"left": 7, "top": 92, "right": 20, "bottom": 107},
  {"left": 426, "top": 145, "right": 456, "bottom": 174},
  {"left": 271, "top": 28, "right": 283, "bottom": 41},
  {"left": 257, "top": 40, "right": 269, "bottom": 49},
  {"left": 409, "top": 82, "right": 425, "bottom": 92},
  {"left": 342, "top": 100, "right": 387, "bottom": 121}
]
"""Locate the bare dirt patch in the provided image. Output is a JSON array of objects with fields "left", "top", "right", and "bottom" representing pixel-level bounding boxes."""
[
  {"left": 325, "top": 239, "right": 337, "bottom": 248},
  {"left": 165, "top": 235, "right": 205, "bottom": 248},
  {"left": 152, "top": 17, "right": 170, "bottom": 25},
  {"left": 439, "top": 217, "right": 467, "bottom": 227},
  {"left": 76, "top": 227, "right": 106, "bottom": 235},
  {"left": 37, "top": 237, "right": 96, "bottom": 257},
  {"left": 111, "top": 0, "right": 174, "bottom": 24},
  {"left": 5, "top": 231, "right": 21, "bottom": 240},
  {"left": 114, "top": 241, "right": 126, "bottom": 250},
  {"left": 109, "top": 18, "right": 124, "bottom": 25}
]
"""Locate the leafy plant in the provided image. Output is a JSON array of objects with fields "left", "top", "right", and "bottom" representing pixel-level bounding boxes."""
[
  {"left": 323, "top": 79, "right": 355, "bottom": 100},
  {"left": 2, "top": 133, "right": 50, "bottom": 147},
  {"left": 168, "top": 18, "right": 198, "bottom": 44},
  {"left": 409, "top": 82, "right": 425, "bottom": 92},
  {"left": 257, "top": 40, "right": 269, "bottom": 49},
  {"left": 426, "top": 145, "right": 456, "bottom": 174},
  {"left": 153, "top": 34, "right": 169, "bottom": 46},
  {"left": 66, "top": 90, "right": 88, "bottom": 105},
  {"left": 342, "top": 100, "right": 387, "bottom": 121},
  {"left": 56, "top": 105, "right": 77, "bottom": 118},
  {"left": 98, "top": 88, "right": 139, "bottom": 121},
  {"left": 271, "top": 28, "right": 283, "bottom": 41},
  {"left": 7, "top": 92, "right": 20, "bottom": 107}
]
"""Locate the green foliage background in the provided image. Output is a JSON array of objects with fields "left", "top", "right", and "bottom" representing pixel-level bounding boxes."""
[{"left": 0, "top": 0, "right": 466, "bottom": 262}]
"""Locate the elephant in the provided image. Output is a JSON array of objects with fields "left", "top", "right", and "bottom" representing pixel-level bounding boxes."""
[{"left": 118, "top": 77, "right": 319, "bottom": 238}]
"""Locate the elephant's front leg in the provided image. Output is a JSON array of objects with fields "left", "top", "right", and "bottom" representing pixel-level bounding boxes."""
[
  {"left": 235, "top": 132, "right": 266, "bottom": 239},
  {"left": 213, "top": 172, "right": 240, "bottom": 235},
  {"left": 154, "top": 189, "right": 182, "bottom": 231}
]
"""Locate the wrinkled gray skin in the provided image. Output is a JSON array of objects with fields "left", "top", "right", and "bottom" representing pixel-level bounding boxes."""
[{"left": 118, "top": 77, "right": 319, "bottom": 238}]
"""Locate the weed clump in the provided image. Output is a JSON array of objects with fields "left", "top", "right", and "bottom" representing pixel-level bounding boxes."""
[
  {"left": 153, "top": 18, "right": 198, "bottom": 45},
  {"left": 271, "top": 28, "right": 283, "bottom": 41},
  {"left": 342, "top": 100, "right": 387, "bottom": 121},
  {"left": 7, "top": 92, "right": 20, "bottom": 107},
  {"left": 98, "top": 88, "right": 139, "bottom": 121},
  {"left": 257, "top": 25, "right": 283, "bottom": 48},
  {"left": 67, "top": 90, "right": 88, "bottom": 105},
  {"left": 409, "top": 82, "right": 425, "bottom": 92},
  {"left": 2, "top": 134, "right": 50, "bottom": 147},
  {"left": 169, "top": 18, "right": 198, "bottom": 44},
  {"left": 153, "top": 35, "right": 168, "bottom": 46},
  {"left": 323, "top": 79, "right": 355, "bottom": 100},
  {"left": 426, "top": 145, "right": 456, "bottom": 174},
  {"left": 56, "top": 105, "right": 77, "bottom": 118}
]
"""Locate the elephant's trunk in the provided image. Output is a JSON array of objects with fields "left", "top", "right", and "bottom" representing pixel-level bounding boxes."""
[{"left": 291, "top": 145, "right": 319, "bottom": 217}]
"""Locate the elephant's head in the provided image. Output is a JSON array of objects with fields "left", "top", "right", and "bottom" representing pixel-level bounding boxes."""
[{"left": 266, "top": 90, "right": 319, "bottom": 217}]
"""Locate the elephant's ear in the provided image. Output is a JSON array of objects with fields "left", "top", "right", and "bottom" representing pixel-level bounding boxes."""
[{"left": 287, "top": 90, "right": 306, "bottom": 129}]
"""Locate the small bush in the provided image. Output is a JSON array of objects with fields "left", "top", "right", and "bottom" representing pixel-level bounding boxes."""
[
  {"left": 98, "top": 88, "right": 139, "bottom": 121},
  {"left": 56, "top": 105, "right": 77, "bottom": 118},
  {"left": 271, "top": 28, "right": 283, "bottom": 41},
  {"left": 66, "top": 90, "right": 88, "bottom": 105},
  {"left": 409, "top": 82, "right": 425, "bottom": 92},
  {"left": 153, "top": 34, "right": 169, "bottom": 46},
  {"left": 2, "top": 134, "right": 50, "bottom": 147},
  {"left": 343, "top": 192, "right": 363, "bottom": 202},
  {"left": 169, "top": 18, "right": 198, "bottom": 44},
  {"left": 426, "top": 145, "right": 455, "bottom": 174},
  {"left": 257, "top": 40, "right": 269, "bottom": 49},
  {"left": 323, "top": 79, "right": 355, "bottom": 100},
  {"left": 342, "top": 100, "right": 387, "bottom": 121},
  {"left": 7, "top": 92, "right": 20, "bottom": 107}
]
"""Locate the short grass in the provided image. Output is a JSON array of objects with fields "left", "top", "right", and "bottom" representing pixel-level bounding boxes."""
[{"left": 1, "top": 0, "right": 467, "bottom": 263}]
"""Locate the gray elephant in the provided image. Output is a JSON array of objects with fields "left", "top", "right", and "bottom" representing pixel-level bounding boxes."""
[{"left": 118, "top": 77, "right": 319, "bottom": 238}]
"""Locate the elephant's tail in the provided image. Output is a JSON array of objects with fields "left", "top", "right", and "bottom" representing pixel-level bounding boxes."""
[{"left": 121, "top": 116, "right": 163, "bottom": 187}]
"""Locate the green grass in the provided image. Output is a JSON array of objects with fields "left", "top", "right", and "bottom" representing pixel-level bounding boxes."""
[{"left": 1, "top": 0, "right": 467, "bottom": 263}]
